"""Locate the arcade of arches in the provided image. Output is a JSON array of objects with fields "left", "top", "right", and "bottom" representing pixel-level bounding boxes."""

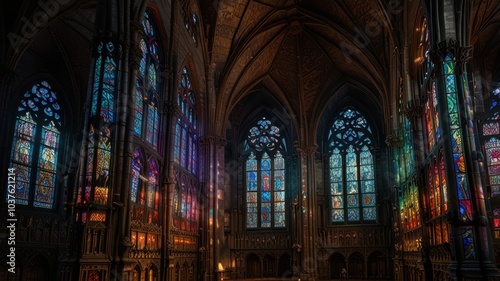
[{"left": 2, "top": 0, "right": 500, "bottom": 281}]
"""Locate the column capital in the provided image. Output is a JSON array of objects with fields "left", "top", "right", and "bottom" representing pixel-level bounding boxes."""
[
  {"left": 430, "top": 39, "right": 473, "bottom": 66},
  {"left": 404, "top": 101, "right": 423, "bottom": 119},
  {"left": 164, "top": 101, "right": 180, "bottom": 116},
  {"left": 199, "top": 135, "right": 226, "bottom": 148},
  {"left": 294, "top": 142, "right": 318, "bottom": 156},
  {"left": 385, "top": 134, "right": 403, "bottom": 148},
  {"left": 129, "top": 41, "right": 143, "bottom": 70}
]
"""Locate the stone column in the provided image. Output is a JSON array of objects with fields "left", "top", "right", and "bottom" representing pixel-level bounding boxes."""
[
  {"left": 294, "top": 143, "right": 319, "bottom": 281},
  {"left": 199, "top": 135, "right": 226, "bottom": 281}
]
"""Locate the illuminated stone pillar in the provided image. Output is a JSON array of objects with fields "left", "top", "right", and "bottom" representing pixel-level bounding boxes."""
[
  {"left": 294, "top": 143, "right": 319, "bottom": 281},
  {"left": 72, "top": 1, "right": 129, "bottom": 280},
  {"left": 200, "top": 135, "right": 226, "bottom": 281}
]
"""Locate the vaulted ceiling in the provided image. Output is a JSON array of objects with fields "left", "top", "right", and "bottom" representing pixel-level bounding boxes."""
[{"left": 209, "top": 0, "right": 398, "bottom": 131}]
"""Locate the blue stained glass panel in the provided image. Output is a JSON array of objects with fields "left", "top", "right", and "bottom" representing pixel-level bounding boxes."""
[
  {"left": 174, "top": 121, "right": 181, "bottom": 163},
  {"left": 247, "top": 212, "right": 257, "bottom": 228},
  {"left": 13, "top": 165, "right": 30, "bottom": 205},
  {"left": 261, "top": 191, "right": 271, "bottom": 203},
  {"left": 347, "top": 181, "right": 358, "bottom": 194},
  {"left": 363, "top": 207, "right": 376, "bottom": 220},
  {"left": 261, "top": 157, "right": 271, "bottom": 171},
  {"left": 274, "top": 213, "right": 285, "bottom": 227},
  {"left": 330, "top": 152, "right": 342, "bottom": 167},
  {"left": 446, "top": 75, "right": 456, "bottom": 93},
  {"left": 130, "top": 149, "right": 142, "bottom": 203},
  {"left": 274, "top": 151, "right": 284, "bottom": 169},
  {"left": 139, "top": 40, "right": 147, "bottom": 76},
  {"left": 134, "top": 89, "right": 143, "bottom": 135},
  {"left": 247, "top": 172, "right": 257, "bottom": 191},
  {"left": 181, "top": 127, "right": 187, "bottom": 167},
  {"left": 363, "top": 181, "right": 374, "bottom": 193},
  {"left": 261, "top": 204, "right": 271, "bottom": 227},
  {"left": 459, "top": 200, "right": 472, "bottom": 222},
  {"left": 34, "top": 171, "right": 55, "bottom": 208},
  {"left": 330, "top": 168, "right": 342, "bottom": 183},
  {"left": 347, "top": 194, "right": 358, "bottom": 207},
  {"left": 332, "top": 209, "right": 344, "bottom": 222},
  {"left": 461, "top": 228, "right": 476, "bottom": 260},
  {"left": 275, "top": 202, "right": 285, "bottom": 212},
  {"left": 348, "top": 209, "right": 360, "bottom": 221},
  {"left": 274, "top": 191, "right": 284, "bottom": 201},
  {"left": 12, "top": 115, "right": 36, "bottom": 165}
]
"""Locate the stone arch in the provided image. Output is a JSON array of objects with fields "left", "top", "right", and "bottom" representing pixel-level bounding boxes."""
[
  {"left": 246, "top": 253, "right": 261, "bottom": 279},
  {"left": 329, "top": 252, "right": 346, "bottom": 279}
]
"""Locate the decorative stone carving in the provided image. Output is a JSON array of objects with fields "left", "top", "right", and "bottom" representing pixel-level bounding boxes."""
[{"left": 385, "top": 134, "right": 403, "bottom": 148}]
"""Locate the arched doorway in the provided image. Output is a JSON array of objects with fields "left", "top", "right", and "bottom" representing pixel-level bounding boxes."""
[
  {"left": 348, "top": 252, "right": 364, "bottom": 279},
  {"left": 246, "top": 253, "right": 261, "bottom": 278},
  {"left": 132, "top": 265, "right": 141, "bottom": 281},
  {"left": 329, "top": 252, "right": 346, "bottom": 279},
  {"left": 278, "top": 253, "right": 291, "bottom": 278},
  {"left": 367, "top": 251, "right": 387, "bottom": 278},
  {"left": 146, "top": 265, "right": 158, "bottom": 281},
  {"left": 263, "top": 254, "right": 276, "bottom": 278}
]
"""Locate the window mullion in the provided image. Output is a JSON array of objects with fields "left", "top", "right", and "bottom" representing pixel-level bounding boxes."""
[
  {"left": 357, "top": 151, "right": 362, "bottom": 222},
  {"left": 29, "top": 126, "right": 43, "bottom": 206},
  {"left": 270, "top": 156, "right": 274, "bottom": 228},
  {"left": 257, "top": 157, "right": 261, "bottom": 228}
]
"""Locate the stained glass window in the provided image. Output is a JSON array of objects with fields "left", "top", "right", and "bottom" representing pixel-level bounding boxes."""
[
  {"left": 400, "top": 180, "right": 420, "bottom": 230},
  {"left": 494, "top": 208, "right": 500, "bottom": 239},
  {"left": 130, "top": 148, "right": 143, "bottom": 203},
  {"left": 135, "top": 12, "right": 160, "bottom": 149},
  {"left": 172, "top": 175, "right": 198, "bottom": 232},
  {"left": 174, "top": 67, "right": 198, "bottom": 174},
  {"left": 482, "top": 83, "right": 500, "bottom": 197},
  {"left": 8, "top": 81, "right": 62, "bottom": 209},
  {"left": 245, "top": 117, "right": 286, "bottom": 228},
  {"left": 171, "top": 67, "right": 199, "bottom": 232},
  {"left": 328, "top": 107, "right": 376, "bottom": 223},
  {"left": 485, "top": 138, "right": 500, "bottom": 197},
  {"left": 427, "top": 153, "right": 447, "bottom": 219}
]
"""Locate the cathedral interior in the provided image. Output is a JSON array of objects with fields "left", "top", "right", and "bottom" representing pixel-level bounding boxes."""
[{"left": 2, "top": 0, "right": 500, "bottom": 280}]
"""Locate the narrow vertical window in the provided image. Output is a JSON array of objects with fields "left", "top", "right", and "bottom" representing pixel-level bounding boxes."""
[
  {"left": 171, "top": 67, "right": 199, "bottom": 232},
  {"left": 135, "top": 12, "right": 160, "bottom": 149}
]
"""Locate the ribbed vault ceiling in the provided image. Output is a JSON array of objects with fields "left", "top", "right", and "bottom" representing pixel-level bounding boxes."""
[{"left": 211, "top": 0, "right": 396, "bottom": 130}]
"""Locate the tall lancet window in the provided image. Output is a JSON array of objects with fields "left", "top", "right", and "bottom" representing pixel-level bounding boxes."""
[
  {"left": 173, "top": 67, "right": 198, "bottom": 174},
  {"left": 134, "top": 11, "right": 160, "bottom": 149},
  {"left": 244, "top": 117, "right": 286, "bottom": 228},
  {"left": 171, "top": 66, "right": 199, "bottom": 232},
  {"left": 328, "top": 107, "right": 376, "bottom": 223},
  {"left": 8, "top": 81, "right": 63, "bottom": 209},
  {"left": 129, "top": 11, "right": 162, "bottom": 228}
]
